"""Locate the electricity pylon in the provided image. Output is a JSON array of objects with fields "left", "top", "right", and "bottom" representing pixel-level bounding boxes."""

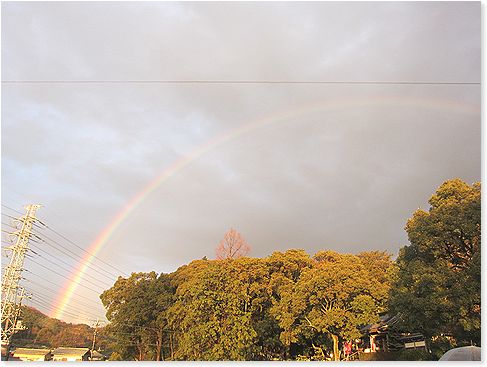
[{"left": 1, "top": 204, "right": 41, "bottom": 352}]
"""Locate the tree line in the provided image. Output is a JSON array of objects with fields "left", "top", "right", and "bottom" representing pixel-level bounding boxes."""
[
  {"left": 100, "top": 179, "right": 480, "bottom": 361},
  {"left": 16, "top": 178, "right": 479, "bottom": 361},
  {"left": 101, "top": 249, "right": 394, "bottom": 361},
  {"left": 11, "top": 306, "right": 98, "bottom": 349}
]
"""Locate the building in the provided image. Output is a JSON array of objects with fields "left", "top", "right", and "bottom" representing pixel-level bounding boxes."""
[
  {"left": 90, "top": 350, "right": 107, "bottom": 361},
  {"left": 52, "top": 347, "right": 90, "bottom": 361},
  {"left": 11, "top": 348, "right": 52, "bottom": 361},
  {"left": 360, "top": 314, "right": 426, "bottom": 353}
]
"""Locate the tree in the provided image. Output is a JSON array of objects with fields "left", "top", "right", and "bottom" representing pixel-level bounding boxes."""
[
  {"left": 11, "top": 306, "right": 97, "bottom": 349},
  {"left": 230, "top": 257, "right": 280, "bottom": 360},
  {"left": 272, "top": 251, "right": 390, "bottom": 361},
  {"left": 266, "top": 249, "right": 313, "bottom": 359},
  {"left": 390, "top": 179, "right": 481, "bottom": 348},
  {"left": 100, "top": 272, "right": 174, "bottom": 361},
  {"left": 167, "top": 260, "right": 257, "bottom": 360},
  {"left": 215, "top": 228, "right": 250, "bottom": 260},
  {"left": 405, "top": 179, "right": 480, "bottom": 270}
]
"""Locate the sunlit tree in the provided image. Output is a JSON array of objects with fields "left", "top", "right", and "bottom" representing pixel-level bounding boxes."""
[
  {"left": 390, "top": 179, "right": 481, "bottom": 353},
  {"left": 215, "top": 228, "right": 251, "bottom": 260}
]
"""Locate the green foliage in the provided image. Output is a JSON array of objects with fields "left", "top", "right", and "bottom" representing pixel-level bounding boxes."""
[
  {"left": 12, "top": 179, "right": 480, "bottom": 361},
  {"left": 428, "top": 335, "right": 457, "bottom": 360},
  {"left": 11, "top": 306, "right": 96, "bottom": 349},
  {"left": 98, "top": 179, "right": 480, "bottom": 361},
  {"left": 100, "top": 249, "right": 392, "bottom": 361},
  {"left": 100, "top": 272, "right": 175, "bottom": 360},
  {"left": 167, "top": 260, "right": 257, "bottom": 360},
  {"left": 108, "top": 351, "right": 123, "bottom": 361},
  {"left": 271, "top": 251, "right": 392, "bottom": 360},
  {"left": 390, "top": 179, "right": 481, "bottom": 345}
]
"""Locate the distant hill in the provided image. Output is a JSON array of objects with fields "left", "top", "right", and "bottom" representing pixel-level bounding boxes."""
[{"left": 11, "top": 306, "right": 111, "bottom": 352}]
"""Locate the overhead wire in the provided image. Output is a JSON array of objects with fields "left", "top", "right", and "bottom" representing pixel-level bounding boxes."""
[
  {"left": 3, "top": 204, "right": 129, "bottom": 277},
  {"left": 25, "top": 257, "right": 102, "bottom": 294},
  {"left": 26, "top": 297, "right": 99, "bottom": 323},
  {"left": 22, "top": 272, "right": 106, "bottom": 321},
  {"left": 36, "top": 221, "right": 129, "bottom": 277},
  {"left": 1, "top": 221, "right": 20, "bottom": 231},
  {"left": 29, "top": 232, "right": 118, "bottom": 285},
  {"left": 1, "top": 204, "right": 24, "bottom": 215},
  {"left": 26, "top": 242, "right": 112, "bottom": 290},
  {"left": 30, "top": 230, "right": 122, "bottom": 281},
  {"left": 1, "top": 79, "right": 481, "bottom": 85},
  {"left": 2, "top": 210, "right": 121, "bottom": 287},
  {"left": 2, "top": 204, "right": 110, "bottom": 324},
  {"left": 26, "top": 289, "right": 100, "bottom": 317},
  {"left": 23, "top": 289, "right": 105, "bottom": 323},
  {"left": 23, "top": 276, "right": 103, "bottom": 308},
  {"left": 1, "top": 212, "right": 21, "bottom": 221}
]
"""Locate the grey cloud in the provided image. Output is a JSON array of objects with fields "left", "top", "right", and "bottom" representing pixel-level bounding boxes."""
[{"left": 1, "top": 2, "right": 480, "bottom": 323}]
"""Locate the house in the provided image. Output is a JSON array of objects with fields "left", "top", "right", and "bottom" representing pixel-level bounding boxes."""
[
  {"left": 90, "top": 350, "right": 107, "bottom": 361},
  {"left": 52, "top": 347, "right": 90, "bottom": 361},
  {"left": 360, "top": 314, "right": 426, "bottom": 353},
  {"left": 11, "top": 348, "right": 52, "bottom": 361}
]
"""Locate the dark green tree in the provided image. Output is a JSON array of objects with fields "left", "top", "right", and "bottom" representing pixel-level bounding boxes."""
[
  {"left": 390, "top": 179, "right": 481, "bottom": 349},
  {"left": 100, "top": 272, "right": 174, "bottom": 360}
]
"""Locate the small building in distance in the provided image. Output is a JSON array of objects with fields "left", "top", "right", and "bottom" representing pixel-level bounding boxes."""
[
  {"left": 11, "top": 348, "right": 52, "bottom": 361},
  {"left": 52, "top": 347, "right": 90, "bottom": 361},
  {"left": 360, "top": 314, "right": 426, "bottom": 353},
  {"left": 90, "top": 350, "right": 107, "bottom": 361}
]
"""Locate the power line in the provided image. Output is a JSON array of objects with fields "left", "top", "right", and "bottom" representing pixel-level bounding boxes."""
[
  {"left": 23, "top": 275, "right": 103, "bottom": 308},
  {"left": 28, "top": 254, "right": 107, "bottom": 292},
  {"left": 1, "top": 204, "right": 24, "bottom": 216},
  {"left": 23, "top": 271, "right": 106, "bottom": 319},
  {"left": 37, "top": 222, "right": 129, "bottom": 277},
  {"left": 25, "top": 257, "right": 102, "bottom": 294},
  {"left": 27, "top": 289, "right": 101, "bottom": 319},
  {"left": 1, "top": 212, "right": 20, "bottom": 221},
  {"left": 26, "top": 292, "right": 102, "bottom": 321},
  {"left": 32, "top": 229, "right": 122, "bottom": 280},
  {"left": 30, "top": 231, "right": 121, "bottom": 283},
  {"left": 1, "top": 79, "right": 480, "bottom": 85},
  {"left": 26, "top": 240, "right": 110, "bottom": 289},
  {"left": 4, "top": 207, "right": 129, "bottom": 278},
  {"left": 3, "top": 204, "right": 128, "bottom": 277},
  {"left": 26, "top": 297, "right": 99, "bottom": 323},
  {"left": 1, "top": 222, "right": 20, "bottom": 231},
  {"left": 27, "top": 242, "right": 112, "bottom": 290}
]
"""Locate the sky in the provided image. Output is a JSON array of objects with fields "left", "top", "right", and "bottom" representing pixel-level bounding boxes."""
[{"left": 1, "top": 2, "right": 481, "bottom": 324}]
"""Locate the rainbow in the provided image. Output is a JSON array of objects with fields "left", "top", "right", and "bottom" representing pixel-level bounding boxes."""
[{"left": 50, "top": 95, "right": 479, "bottom": 320}]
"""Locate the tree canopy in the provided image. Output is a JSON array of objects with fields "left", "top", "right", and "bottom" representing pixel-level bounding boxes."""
[
  {"left": 99, "top": 249, "right": 392, "bottom": 360},
  {"left": 21, "top": 178, "right": 478, "bottom": 361},
  {"left": 390, "top": 179, "right": 481, "bottom": 353},
  {"left": 97, "top": 179, "right": 479, "bottom": 361}
]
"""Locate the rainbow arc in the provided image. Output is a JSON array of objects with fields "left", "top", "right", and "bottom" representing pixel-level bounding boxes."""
[{"left": 50, "top": 96, "right": 479, "bottom": 320}]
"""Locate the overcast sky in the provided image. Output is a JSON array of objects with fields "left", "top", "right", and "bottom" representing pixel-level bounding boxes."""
[{"left": 1, "top": 2, "right": 480, "bottom": 323}]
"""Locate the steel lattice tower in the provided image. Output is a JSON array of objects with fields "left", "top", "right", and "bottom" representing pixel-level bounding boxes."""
[{"left": 1, "top": 204, "right": 41, "bottom": 349}]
